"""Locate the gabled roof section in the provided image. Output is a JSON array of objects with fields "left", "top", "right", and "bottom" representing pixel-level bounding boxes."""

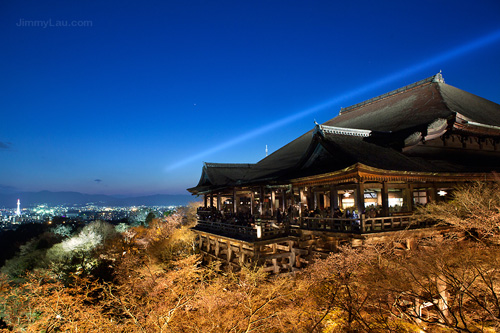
[
  {"left": 291, "top": 129, "right": 438, "bottom": 179},
  {"left": 187, "top": 162, "right": 255, "bottom": 194},
  {"left": 439, "top": 83, "right": 500, "bottom": 127},
  {"left": 326, "top": 75, "right": 452, "bottom": 132},
  {"left": 251, "top": 131, "right": 314, "bottom": 177},
  {"left": 339, "top": 73, "right": 444, "bottom": 115},
  {"left": 326, "top": 72, "right": 500, "bottom": 134},
  {"left": 291, "top": 125, "right": 500, "bottom": 181}
]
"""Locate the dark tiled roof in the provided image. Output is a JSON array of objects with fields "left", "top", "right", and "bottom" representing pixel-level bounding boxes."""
[
  {"left": 188, "top": 163, "right": 256, "bottom": 194},
  {"left": 293, "top": 131, "right": 500, "bottom": 178},
  {"left": 188, "top": 74, "right": 500, "bottom": 194},
  {"left": 326, "top": 82, "right": 452, "bottom": 132},
  {"left": 439, "top": 83, "right": 500, "bottom": 126}
]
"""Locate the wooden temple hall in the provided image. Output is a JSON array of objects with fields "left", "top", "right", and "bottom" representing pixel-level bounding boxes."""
[{"left": 188, "top": 73, "right": 500, "bottom": 273}]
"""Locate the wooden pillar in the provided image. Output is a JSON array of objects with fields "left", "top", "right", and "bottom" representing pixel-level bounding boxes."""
[
  {"left": 203, "top": 194, "right": 207, "bottom": 208},
  {"left": 299, "top": 187, "right": 305, "bottom": 216},
  {"left": 406, "top": 184, "right": 413, "bottom": 212},
  {"left": 215, "top": 238, "right": 220, "bottom": 258},
  {"left": 217, "top": 193, "right": 221, "bottom": 210},
  {"left": 381, "top": 181, "right": 389, "bottom": 216},
  {"left": 355, "top": 182, "right": 365, "bottom": 214},
  {"left": 271, "top": 190, "right": 276, "bottom": 216},
  {"left": 233, "top": 188, "right": 237, "bottom": 214},
  {"left": 281, "top": 189, "right": 286, "bottom": 212},
  {"left": 330, "top": 185, "right": 338, "bottom": 217},
  {"left": 428, "top": 184, "right": 437, "bottom": 203},
  {"left": 239, "top": 244, "right": 245, "bottom": 265},
  {"left": 313, "top": 189, "right": 318, "bottom": 209},
  {"left": 288, "top": 240, "right": 296, "bottom": 269},
  {"left": 227, "top": 240, "right": 232, "bottom": 263},
  {"left": 259, "top": 186, "right": 264, "bottom": 215},
  {"left": 210, "top": 193, "right": 214, "bottom": 208},
  {"left": 250, "top": 190, "right": 254, "bottom": 215}
]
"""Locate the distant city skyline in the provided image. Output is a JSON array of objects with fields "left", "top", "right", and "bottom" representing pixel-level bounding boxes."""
[{"left": 1, "top": 1, "right": 500, "bottom": 195}]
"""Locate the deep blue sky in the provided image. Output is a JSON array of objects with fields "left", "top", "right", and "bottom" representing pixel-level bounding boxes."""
[{"left": 1, "top": 0, "right": 500, "bottom": 196}]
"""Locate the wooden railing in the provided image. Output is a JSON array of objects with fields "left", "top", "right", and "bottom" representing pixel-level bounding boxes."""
[
  {"left": 296, "top": 217, "right": 362, "bottom": 232},
  {"left": 298, "top": 215, "right": 430, "bottom": 233},
  {"left": 194, "top": 215, "right": 433, "bottom": 240},
  {"left": 194, "top": 219, "right": 287, "bottom": 241}
]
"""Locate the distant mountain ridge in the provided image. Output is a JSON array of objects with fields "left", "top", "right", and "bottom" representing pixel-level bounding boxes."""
[{"left": 0, "top": 191, "right": 195, "bottom": 208}]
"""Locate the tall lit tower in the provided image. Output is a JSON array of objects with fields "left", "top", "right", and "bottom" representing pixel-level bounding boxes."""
[{"left": 16, "top": 199, "right": 21, "bottom": 216}]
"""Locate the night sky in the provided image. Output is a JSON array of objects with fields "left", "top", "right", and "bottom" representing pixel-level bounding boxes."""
[{"left": 1, "top": 1, "right": 500, "bottom": 196}]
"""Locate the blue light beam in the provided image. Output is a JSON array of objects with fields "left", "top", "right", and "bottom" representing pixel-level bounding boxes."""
[{"left": 166, "top": 28, "right": 500, "bottom": 171}]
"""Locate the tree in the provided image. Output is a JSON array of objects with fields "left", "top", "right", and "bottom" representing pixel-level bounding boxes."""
[
  {"left": 46, "top": 220, "right": 117, "bottom": 279},
  {"left": 1, "top": 232, "right": 61, "bottom": 280},
  {"left": 145, "top": 211, "right": 156, "bottom": 226},
  {"left": 0, "top": 271, "right": 115, "bottom": 332},
  {"left": 415, "top": 182, "right": 500, "bottom": 242}
]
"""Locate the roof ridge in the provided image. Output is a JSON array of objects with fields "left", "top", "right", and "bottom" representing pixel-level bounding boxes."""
[
  {"left": 339, "top": 72, "right": 445, "bottom": 115},
  {"left": 204, "top": 162, "right": 254, "bottom": 168}
]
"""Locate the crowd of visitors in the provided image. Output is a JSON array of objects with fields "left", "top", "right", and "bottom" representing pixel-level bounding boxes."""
[
  {"left": 197, "top": 204, "right": 384, "bottom": 226},
  {"left": 197, "top": 207, "right": 257, "bottom": 227}
]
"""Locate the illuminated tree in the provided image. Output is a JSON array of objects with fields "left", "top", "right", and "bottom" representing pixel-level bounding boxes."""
[
  {"left": 46, "top": 220, "right": 117, "bottom": 278},
  {"left": 415, "top": 182, "right": 500, "bottom": 242},
  {"left": 0, "top": 271, "right": 115, "bottom": 332}
]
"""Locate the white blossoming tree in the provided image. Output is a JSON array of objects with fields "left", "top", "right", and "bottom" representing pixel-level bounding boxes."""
[{"left": 47, "top": 220, "right": 116, "bottom": 277}]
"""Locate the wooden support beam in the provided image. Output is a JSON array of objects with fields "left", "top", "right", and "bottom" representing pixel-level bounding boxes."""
[
  {"left": 259, "top": 186, "right": 264, "bottom": 215},
  {"left": 233, "top": 187, "right": 237, "bottom": 214},
  {"left": 271, "top": 190, "right": 276, "bottom": 216},
  {"left": 282, "top": 189, "right": 286, "bottom": 212},
  {"left": 227, "top": 240, "right": 232, "bottom": 262},
  {"left": 272, "top": 259, "right": 280, "bottom": 274},
  {"left": 381, "top": 181, "right": 389, "bottom": 216},
  {"left": 250, "top": 191, "right": 254, "bottom": 215},
  {"left": 215, "top": 239, "right": 220, "bottom": 258},
  {"left": 355, "top": 182, "right": 365, "bottom": 214},
  {"left": 299, "top": 187, "right": 306, "bottom": 216},
  {"left": 407, "top": 184, "right": 413, "bottom": 212},
  {"left": 239, "top": 244, "right": 245, "bottom": 265},
  {"left": 198, "top": 235, "right": 203, "bottom": 250},
  {"left": 288, "top": 240, "right": 296, "bottom": 268},
  {"left": 429, "top": 184, "right": 437, "bottom": 203}
]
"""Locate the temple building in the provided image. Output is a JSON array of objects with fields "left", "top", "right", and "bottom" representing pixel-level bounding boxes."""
[{"left": 188, "top": 73, "right": 500, "bottom": 272}]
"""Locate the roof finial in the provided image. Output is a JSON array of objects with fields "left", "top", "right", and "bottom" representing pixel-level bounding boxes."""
[{"left": 433, "top": 70, "right": 445, "bottom": 83}]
